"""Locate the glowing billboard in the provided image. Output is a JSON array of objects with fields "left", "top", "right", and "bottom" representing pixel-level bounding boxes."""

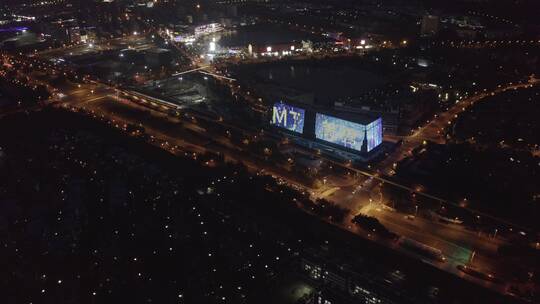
[
  {"left": 365, "top": 118, "right": 383, "bottom": 152},
  {"left": 315, "top": 114, "right": 382, "bottom": 152},
  {"left": 271, "top": 102, "right": 305, "bottom": 134},
  {"left": 315, "top": 113, "right": 365, "bottom": 151}
]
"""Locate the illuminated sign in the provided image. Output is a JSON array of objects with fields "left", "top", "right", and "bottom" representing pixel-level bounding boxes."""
[
  {"left": 271, "top": 102, "right": 305, "bottom": 134},
  {"left": 194, "top": 23, "right": 223, "bottom": 37},
  {"left": 315, "top": 114, "right": 382, "bottom": 152},
  {"left": 315, "top": 113, "right": 365, "bottom": 151},
  {"left": 173, "top": 35, "right": 195, "bottom": 43}
]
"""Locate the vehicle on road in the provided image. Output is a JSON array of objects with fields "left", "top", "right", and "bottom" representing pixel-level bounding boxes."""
[
  {"left": 398, "top": 237, "right": 446, "bottom": 262},
  {"left": 457, "top": 265, "right": 503, "bottom": 284}
]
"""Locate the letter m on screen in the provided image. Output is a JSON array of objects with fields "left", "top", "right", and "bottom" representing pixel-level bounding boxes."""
[{"left": 272, "top": 104, "right": 288, "bottom": 127}]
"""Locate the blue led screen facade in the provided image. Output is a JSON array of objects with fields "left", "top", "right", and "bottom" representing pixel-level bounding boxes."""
[
  {"left": 271, "top": 102, "right": 305, "bottom": 134},
  {"left": 315, "top": 114, "right": 382, "bottom": 152},
  {"left": 315, "top": 113, "right": 365, "bottom": 151},
  {"left": 365, "top": 118, "right": 383, "bottom": 152}
]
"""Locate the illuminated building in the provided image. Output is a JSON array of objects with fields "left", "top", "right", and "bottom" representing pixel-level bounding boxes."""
[
  {"left": 315, "top": 113, "right": 382, "bottom": 153},
  {"left": 270, "top": 102, "right": 305, "bottom": 134},
  {"left": 300, "top": 252, "right": 408, "bottom": 304},
  {"left": 270, "top": 101, "right": 383, "bottom": 161},
  {"left": 67, "top": 27, "right": 81, "bottom": 43},
  {"left": 251, "top": 43, "right": 302, "bottom": 57},
  {"left": 194, "top": 23, "right": 223, "bottom": 37}
]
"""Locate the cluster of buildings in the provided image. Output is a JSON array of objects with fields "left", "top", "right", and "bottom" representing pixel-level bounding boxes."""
[
  {"left": 40, "top": 19, "right": 97, "bottom": 45},
  {"left": 297, "top": 248, "right": 427, "bottom": 304},
  {"left": 167, "top": 22, "right": 226, "bottom": 44},
  {"left": 0, "top": 0, "right": 128, "bottom": 49},
  {"left": 420, "top": 13, "right": 524, "bottom": 40},
  {"left": 167, "top": 19, "right": 323, "bottom": 59}
]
